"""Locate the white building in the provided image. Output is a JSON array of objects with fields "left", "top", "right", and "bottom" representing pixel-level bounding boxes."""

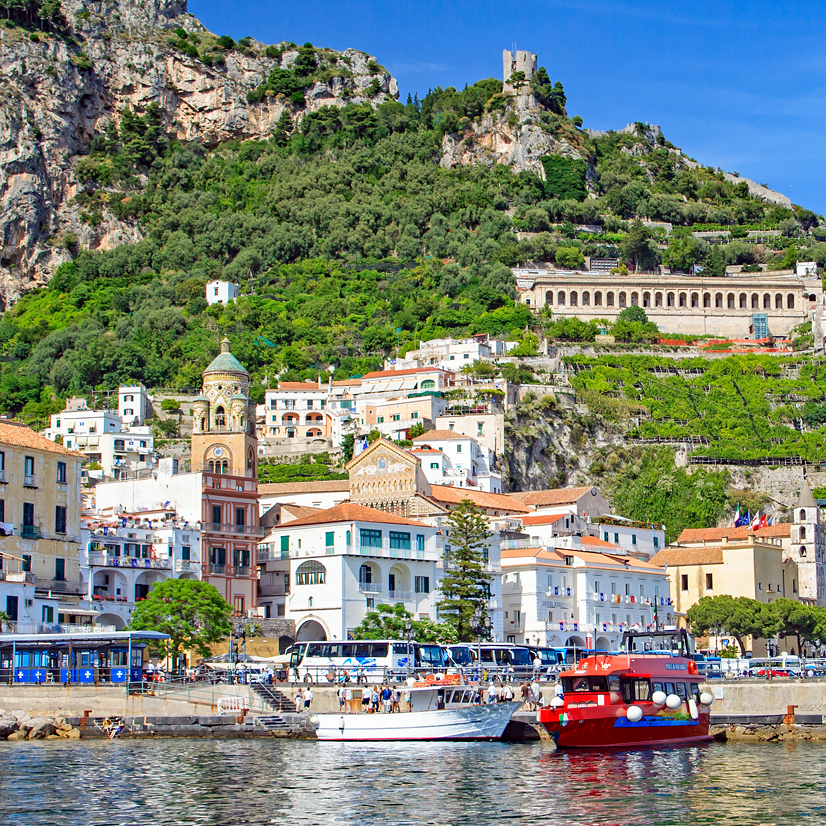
[
  {"left": 257, "top": 503, "right": 443, "bottom": 640},
  {"left": 387, "top": 335, "right": 517, "bottom": 372},
  {"left": 80, "top": 515, "right": 201, "bottom": 629},
  {"left": 118, "top": 384, "right": 152, "bottom": 426},
  {"left": 46, "top": 398, "right": 155, "bottom": 480},
  {"left": 258, "top": 480, "right": 351, "bottom": 516},
  {"left": 435, "top": 413, "right": 505, "bottom": 456},
  {"left": 500, "top": 539, "right": 671, "bottom": 650},
  {"left": 588, "top": 517, "right": 666, "bottom": 560},
  {"left": 0, "top": 554, "right": 62, "bottom": 633},
  {"left": 206, "top": 280, "right": 239, "bottom": 306},
  {"left": 410, "top": 430, "right": 502, "bottom": 493}
]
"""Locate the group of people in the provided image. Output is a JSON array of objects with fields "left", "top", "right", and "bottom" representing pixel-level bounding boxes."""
[
  {"left": 485, "top": 680, "right": 545, "bottom": 710},
  {"left": 294, "top": 686, "right": 314, "bottom": 712}
]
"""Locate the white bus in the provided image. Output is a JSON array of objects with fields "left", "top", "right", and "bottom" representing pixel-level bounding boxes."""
[{"left": 286, "top": 640, "right": 451, "bottom": 683}]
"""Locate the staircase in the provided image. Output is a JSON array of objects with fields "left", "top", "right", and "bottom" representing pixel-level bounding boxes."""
[
  {"left": 251, "top": 683, "right": 297, "bottom": 713},
  {"left": 253, "top": 714, "right": 290, "bottom": 731}
]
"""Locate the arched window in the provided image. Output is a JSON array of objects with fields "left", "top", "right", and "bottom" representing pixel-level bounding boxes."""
[
  {"left": 570, "top": 292, "right": 578, "bottom": 306},
  {"left": 679, "top": 292, "right": 687, "bottom": 308},
  {"left": 545, "top": 291, "right": 553, "bottom": 306},
  {"left": 751, "top": 294, "right": 759, "bottom": 309},
  {"left": 800, "top": 510, "right": 807, "bottom": 521},
  {"left": 739, "top": 293, "right": 747, "bottom": 308},
  {"left": 359, "top": 563, "right": 373, "bottom": 584},
  {"left": 420, "top": 380, "right": 435, "bottom": 389},
  {"left": 643, "top": 291, "right": 651, "bottom": 308},
  {"left": 667, "top": 292, "right": 675, "bottom": 308},
  {"left": 703, "top": 293, "right": 711, "bottom": 308},
  {"left": 775, "top": 294, "right": 783, "bottom": 309},
  {"left": 655, "top": 292, "right": 663, "bottom": 307},
  {"left": 715, "top": 293, "right": 723, "bottom": 308},
  {"left": 619, "top": 291, "right": 627, "bottom": 308},
  {"left": 207, "top": 460, "right": 214, "bottom": 472},
  {"left": 800, "top": 526, "right": 807, "bottom": 540},
  {"left": 296, "top": 561, "right": 327, "bottom": 586},
  {"left": 525, "top": 297, "right": 531, "bottom": 306},
  {"left": 200, "top": 418, "right": 206, "bottom": 431},
  {"left": 763, "top": 294, "right": 771, "bottom": 309},
  {"left": 594, "top": 292, "right": 603, "bottom": 306},
  {"left": 221, "top": 460, "right": 228, "bottom": 474},
  {"left": 787, "top": 293, "right": 795, "bottom": 309},
  {"left": 215, "top": 406, "right": 225, "bottom": 427},
  {"left": 631, "top": 292, "right": 639, "bottom": 307},
  {"left": 557, "top": 291, "right": 566, "bottom": 306},
  {"left": 582, "top": 292, "right": 590, "bottom": 306},
  {"left": 727, "top": 293, "right": 735, "bottom": 309},
  {"left": 607, "top": 292, "right": 615, "bottom": 307},
  {"left": 691, "top": 293, "right": 699, "bottom": 308}
]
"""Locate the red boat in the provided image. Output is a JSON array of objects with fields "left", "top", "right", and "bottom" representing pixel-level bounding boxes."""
[{"left": 537, "top": 630, "right": 715, "bottom": 750}]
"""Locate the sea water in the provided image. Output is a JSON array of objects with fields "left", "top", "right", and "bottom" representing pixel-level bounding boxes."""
[{"left": 0, "top": 739, "right": 824, "bottom": 825}]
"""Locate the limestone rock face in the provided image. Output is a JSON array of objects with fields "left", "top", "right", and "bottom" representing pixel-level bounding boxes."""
[
  {"left": 0, "top": 0, "right": 398, "bottom": 305},
  {"left": 440, "top": 112, "right": 586, "bottom": 180},
  {"left": 27, "top": 718, "right": 57, "bottom": 739}
]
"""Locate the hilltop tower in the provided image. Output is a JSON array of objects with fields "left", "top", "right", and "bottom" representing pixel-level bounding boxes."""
[
  {"left": 503, "top": 49, "right": 537, "bottom": 94},
  {"left": 191, "top": 337, "right": 257, "bottom": 479},
  {"left": 790, "top": 480, "right": 826, "bottom": 605}
]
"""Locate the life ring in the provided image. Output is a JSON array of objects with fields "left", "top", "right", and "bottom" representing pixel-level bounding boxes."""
[{"left": 687, "top": 661, "right": 698, "bottom": 675}]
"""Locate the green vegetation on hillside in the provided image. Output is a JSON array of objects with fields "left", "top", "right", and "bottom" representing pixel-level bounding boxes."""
[
  {"left": 568, "top": 353, "right": 826, "bottom": 462},
  {"left": 0, "top": 69, "right": 822, "bottom": 421}
]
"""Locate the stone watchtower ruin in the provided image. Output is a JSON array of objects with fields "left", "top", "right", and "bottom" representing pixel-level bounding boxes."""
[{"left": 503, "top": 49, "right": 537, "bottom": 94}]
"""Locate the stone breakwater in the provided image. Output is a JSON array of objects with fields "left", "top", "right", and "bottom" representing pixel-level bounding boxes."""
[
  {"left": 0, "top": 710, "right": 81, "bottom": 741},
  {"left": 0, "top": 709, "right": 317, "bottom": 740}
]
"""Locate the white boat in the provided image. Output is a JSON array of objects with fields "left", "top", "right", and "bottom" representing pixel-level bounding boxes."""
[{"left": 312, "top": 678, "right": 523, "bottom": 741}]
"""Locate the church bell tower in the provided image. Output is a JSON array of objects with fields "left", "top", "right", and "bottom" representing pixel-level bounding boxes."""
[{"left": 191, "top": 337, "right": 257, "bottom": 478}]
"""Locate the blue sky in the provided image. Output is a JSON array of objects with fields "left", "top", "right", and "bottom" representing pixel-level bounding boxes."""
[{"left": 189, "top": 0, "right": 826, "bottom": 214}]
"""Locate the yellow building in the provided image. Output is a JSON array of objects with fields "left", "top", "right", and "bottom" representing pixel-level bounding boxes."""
[
  {"left": 0, "top": 422, "right": 85, "bottom": 612},
  {"left": 650, "top": 533, "right": 800, "bottom": 655}
]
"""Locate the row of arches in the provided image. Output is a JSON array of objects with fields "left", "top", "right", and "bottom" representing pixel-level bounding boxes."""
[
  {"left": 543, "top": 290, "right": 797, "bottom": 310},
  {"left": 281, "top": 413, "right": 325, "bottom": 425}
]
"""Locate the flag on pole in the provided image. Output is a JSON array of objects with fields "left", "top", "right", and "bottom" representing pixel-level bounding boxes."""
[
  {"left": 751, "top": 511, "right": 762, "bottom": 530},
  {"left": 735, "top": 509, "right": 750, "bottom": 528},
  {"left": 733, "top": 505, "right": 740, "bottom": 526}
]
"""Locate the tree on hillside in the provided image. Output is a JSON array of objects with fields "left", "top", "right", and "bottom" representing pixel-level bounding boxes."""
[
  {"left": 437, "top": 500, "right": 493, "bottom": 641},
  {"left": 351, "top": 603, "right": 457, "bottom": 644},
  {"left": 772, "top": 598, "right": 819, "bottom": 655},
  {"left": 686, "top": 595, "right": 780, "bottom": 655},
  {"left": 130, "top": 579, "right": 232, "bottom": 663},
  {"left": 621, "top": 219, "right": 659, "bottom": 271}
]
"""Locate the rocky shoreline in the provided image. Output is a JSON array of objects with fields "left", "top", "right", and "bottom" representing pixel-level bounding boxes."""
[{"left": 0, "top": 710, "right": 81, "bottom": 741}]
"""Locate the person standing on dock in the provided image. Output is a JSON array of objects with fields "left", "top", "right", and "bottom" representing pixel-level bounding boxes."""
[
  {"left": 503, "top": 683, "right": 514, "bottom": 702},
  {"left": 295, "top": 687, "right": 304, "bottom": 710},
  {"left": 382, "top": 685, "right": 392, "bottom": 713},
  {"left": 304, "top": 688, "right": 313, "bottom": 712},
  {"left": 533, "top": 655, "right": 542, "bottom": 680},
  {"left": 338, "top": 685, "right": 347, "bottom": 711}
]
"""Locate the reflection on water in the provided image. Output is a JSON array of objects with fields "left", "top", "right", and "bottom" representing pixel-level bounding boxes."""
[{"left": 1, "top": 739, "right": 825, "bottom": 825}]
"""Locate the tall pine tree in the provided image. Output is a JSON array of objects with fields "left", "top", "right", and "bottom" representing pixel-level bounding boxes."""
[{"left": 437, "top": 500, "right": 492, "bottom": 641}]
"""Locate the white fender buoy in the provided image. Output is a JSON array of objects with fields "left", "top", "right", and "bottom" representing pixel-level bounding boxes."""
[
  {"left": 626, "top": 705, "right": 643, "bottom": 722},
  {"left": 651, "top": 690, "right": 667, "bottom": 706},
  {"left": 688, "top": 698, "right": 699, "bottom": 720},
  {"left": 551, "top": 697, "right": 564, "bottom": 708},
  {"left": 699, "top": 692, "right": 714, "bottom": 706},
  {"left": 665, "top": 694, "right": 682, "bottom": 710},
  {"left": 310, "top": 715, "right": 319, "bottom": 725}
]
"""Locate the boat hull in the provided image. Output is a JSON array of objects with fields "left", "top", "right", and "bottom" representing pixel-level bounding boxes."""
[
  {"left": 538, "top": 706, "right": 712, "bottom": 750},
  {"left": 314, "top": 701, "right": 522, "bottom": 742}
]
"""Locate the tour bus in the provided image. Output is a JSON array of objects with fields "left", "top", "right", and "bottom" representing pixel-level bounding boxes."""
[
  {"left": 447, "top": 643, "right": 534, "bottom": 679},
  {"left": 528, "top": 645, "right": 603, "bottom": 672},
  {"left": 286, "top": 640, "right": 451, "bottom": 683}
]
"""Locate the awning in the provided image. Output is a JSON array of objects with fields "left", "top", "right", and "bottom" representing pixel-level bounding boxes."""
[{"left": 58, "top": 608, "right": 101, "bottom": 617}]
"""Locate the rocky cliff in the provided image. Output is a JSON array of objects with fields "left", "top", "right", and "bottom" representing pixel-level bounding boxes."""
[{"left": 0, "top": 0, "right": 398, "bottom": 305}]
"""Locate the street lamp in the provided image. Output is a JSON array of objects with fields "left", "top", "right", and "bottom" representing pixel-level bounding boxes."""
[
  {"left": 471, "top": 605, "right": 491, "bottom": 683},
  {"left": 404, "top": 619, "right": 413, "bottom": 681}
]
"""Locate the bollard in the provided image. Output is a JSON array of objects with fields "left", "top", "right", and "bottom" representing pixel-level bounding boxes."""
[{"left": 782, "top": 704, "right": 797, "bottom": 726}]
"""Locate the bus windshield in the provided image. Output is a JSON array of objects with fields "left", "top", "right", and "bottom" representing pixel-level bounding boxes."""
[{"left": 417, "top": 645, "right": 446, "bottom": 668}]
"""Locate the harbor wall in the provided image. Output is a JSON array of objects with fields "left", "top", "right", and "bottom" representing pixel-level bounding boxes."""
[{"left": 704, "top": 679, "right": 826, "bottom": 724}]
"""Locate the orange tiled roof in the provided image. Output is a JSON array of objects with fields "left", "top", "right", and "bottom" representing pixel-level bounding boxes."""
[
  {"left": 580, "top": 536, "right": 623, "bottom": 550},
  {"left": 0, "top": 422, "right": 84, "bottom": 458},
  {"left": 429, "top": 485, "right": 531, "bottom": 513},
  {"left": 676, "top": 524, "right": 791, "bottom": 543},
  {"left": 649, "top": 547, "right": 725, "bottom": 567},
  {"left": 258, "top": 480, "right": 350, "bottom": 495},
  {"left": 573, "top": 549, "right": 663, "bottom": 572},
  {"left": 508, "top": 486, "right": 596, "bottom": 506},
  {"left": 277, "top": 502, "right": 430, "bottom": 529},
  {"left": 520, "top": 514, "right": 566, "bottom": 526},
  {"left": 500, "top": 547, "right": 566, "bottom": 562},
  {"left": 412, "top": 430, "right": 472, "bottom": 441},
  {"left": 276, "top": 382, "right": 327, "bottom": 391},
  {"left": 281, "top": 504, "right": 322, "bottom": 519}
]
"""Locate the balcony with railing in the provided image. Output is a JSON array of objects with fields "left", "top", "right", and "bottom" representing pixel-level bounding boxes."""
[
  {"left": 23, "top": 474, "right": 37, "bottom": 488},
  {"left": 387, "top": 590, "right": 413, "bottom": 600},
  {"left": 34, "top": 578, "right": 85, "bottom": 595},
  {"left": 0, "top": 469, "right": 6, "bottom": 483},
  {"left": 20, "top": 525, "right": 41, "bottom": 540},
  {"left": 359, "top": 582, "right": 382, "bottom": 593},
  {"left": 203, "top": 523, "right": 266, "bottom": 537},
  {"left": 0, "top": 622, "right": 118, "bottom": 635},
  {"left": 87, "top": 553, "right": 171, "bottom": 570},
  {"left": 174, "top": 559, "right": 199, "bottom": 573}
]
